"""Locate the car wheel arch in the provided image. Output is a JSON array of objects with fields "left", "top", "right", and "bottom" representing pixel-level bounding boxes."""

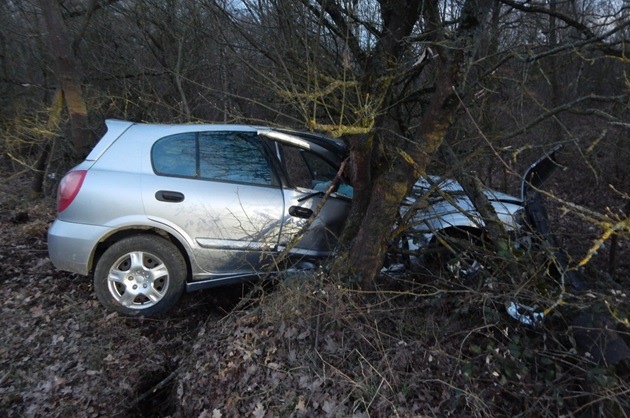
[{"left": 91, "top": 227, "right": 192, "bottom": 280}]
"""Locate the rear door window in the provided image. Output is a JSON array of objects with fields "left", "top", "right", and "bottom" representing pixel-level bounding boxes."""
[
  {"left": 152, "top": 132, "right": 276, "bottom": 186},
  {"left": 151, "top": 134, "right": 197, "bottom": 177}
]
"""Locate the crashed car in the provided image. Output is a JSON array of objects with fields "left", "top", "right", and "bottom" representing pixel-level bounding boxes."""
[
  {"left": 394, "top": 175, "right": 526, "bottom": 278},
  {"left": 48, "top": 120, "right": 555, "bottom": 316}
]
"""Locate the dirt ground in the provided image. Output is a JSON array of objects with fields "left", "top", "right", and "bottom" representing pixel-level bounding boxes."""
[
  {"left": 1, "top": 174, "right": 628, "bottom": 417},
  {"left": 0, "top": 182, "right": 242, "bottom": 416}
]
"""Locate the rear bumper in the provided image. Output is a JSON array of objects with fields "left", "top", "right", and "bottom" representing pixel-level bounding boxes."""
[{"left": 47, "top": 219, "right": 111, "bottom": 275}]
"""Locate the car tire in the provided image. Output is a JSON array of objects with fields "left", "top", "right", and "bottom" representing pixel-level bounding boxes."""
[{"left": 94, "top": 235, "right": 186, "bottom": 317}]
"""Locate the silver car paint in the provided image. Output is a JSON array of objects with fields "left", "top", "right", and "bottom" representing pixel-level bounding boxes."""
[
  {"left": 403, "top": 176, "right": 524, "bottom": 249},
  {"left": 408, "top": 196, "right": 522, "bottom": 233},
  {"left": 84, "top": 120, "right": 134, "bottom": 161},
  {"left": 48, "top": 220, "right": 111, "bottom": 275},
  {"left": 49, "top": 120, "right": 353, "bottom": 285},
  {"left": 142, "top": 172, "right": 286, "bottom": 276},
  {"left": 280, "top": 189, "right": 352, "bottom": 256}
]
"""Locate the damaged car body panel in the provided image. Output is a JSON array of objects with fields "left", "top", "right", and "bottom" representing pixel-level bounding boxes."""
[{"left": 403, "top": 176, "right": 525, "bottom": 249}]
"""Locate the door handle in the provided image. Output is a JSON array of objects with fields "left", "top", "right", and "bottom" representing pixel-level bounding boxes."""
[
  {"left": 289, "top": 206, "right": 313, "bottom": 219},
  {"left": 155, "top": 190, "right": 185, "bottom": 202}
]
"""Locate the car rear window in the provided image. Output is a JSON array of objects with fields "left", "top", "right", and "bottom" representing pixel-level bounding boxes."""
[{"left": 152, "top": 132, "right": 276, "bottom": 185}]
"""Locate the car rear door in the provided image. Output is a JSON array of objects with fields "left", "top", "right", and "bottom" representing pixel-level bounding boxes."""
[{"left": 142, "top": 131, "right": 285, "bottom": 275}]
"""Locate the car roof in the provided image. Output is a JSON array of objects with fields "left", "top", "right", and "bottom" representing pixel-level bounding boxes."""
[{"left": 88, "top": 119, "right": 347, "bottom": 161}]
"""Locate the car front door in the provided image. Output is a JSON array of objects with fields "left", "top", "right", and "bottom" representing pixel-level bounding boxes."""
[{"left": 264, "top": 137, "right": 353, "bottom": 260}]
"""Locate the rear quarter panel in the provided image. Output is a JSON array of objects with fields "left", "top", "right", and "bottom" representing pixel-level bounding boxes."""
[{"left": 57, "top": 170, "right": 144, "bottom": 226}]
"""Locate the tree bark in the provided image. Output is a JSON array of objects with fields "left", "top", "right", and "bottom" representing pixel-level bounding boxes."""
[
  {"left": 30, "top": 88, "right": 64, "bottom": 199},
  {"left": 345, "top": 163, "right": 413, "bottom": 284},
  {"left": 337, "top": 132, "right": 374, "bottom": 250}
]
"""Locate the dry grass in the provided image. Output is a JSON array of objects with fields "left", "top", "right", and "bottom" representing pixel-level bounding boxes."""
[{"left": 175, "top": 268, "right": 630, "bottom": 417}]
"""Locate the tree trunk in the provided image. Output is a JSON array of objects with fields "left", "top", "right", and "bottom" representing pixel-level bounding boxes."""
[
  {"left": 30, "top": 88, "right": 64, "bottom": 199},
  {"left": 38, "top": 0, "right": 91, "bottom": 159},
  {"left": 337, "top": 132, "right": 374, "bottom": 249},
  {"left": 345, "top": 166, "right": 412, "bottom": 284},
  {"left": 336, "top": 0, "right": 493, "bottom": 286}
]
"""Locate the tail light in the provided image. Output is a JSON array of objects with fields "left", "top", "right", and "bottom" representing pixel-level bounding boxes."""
[{"left": 57, "top": 170, "right": 87, "bottom": 212}]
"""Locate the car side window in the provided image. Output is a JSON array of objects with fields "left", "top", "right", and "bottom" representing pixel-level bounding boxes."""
[
  {"left": 302, "top": 151, "right": 338, "bottom": 183},
  {"left": 279, "top": 144, "right": 315, "bottom": 189},
  {"left": 152, "top": 132, "right": 276, "bottom": 186},
  {"left": 152, "top": 134, "right": 197, "bottom": 177},
  {"left": 277, "top": 143, "right": 351, "bottom": 197}
]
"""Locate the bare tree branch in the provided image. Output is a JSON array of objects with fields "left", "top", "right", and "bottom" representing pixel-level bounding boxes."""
[{"left": 500, "top": 0, "right": 630, "bottom": 59}]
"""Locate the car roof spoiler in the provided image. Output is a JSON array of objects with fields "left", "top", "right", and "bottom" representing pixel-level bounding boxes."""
[{"left": 521, "top": 144, "right": 564, "bottom": 201}]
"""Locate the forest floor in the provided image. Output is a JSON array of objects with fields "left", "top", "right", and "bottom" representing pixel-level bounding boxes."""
[{"left": 1, "top": 175, "right": 629, "bottom": 417}]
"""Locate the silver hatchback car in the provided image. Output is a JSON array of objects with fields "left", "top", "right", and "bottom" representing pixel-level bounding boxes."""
[{"left": 48, "top": 120, "right": 535, "bottom": 316}]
